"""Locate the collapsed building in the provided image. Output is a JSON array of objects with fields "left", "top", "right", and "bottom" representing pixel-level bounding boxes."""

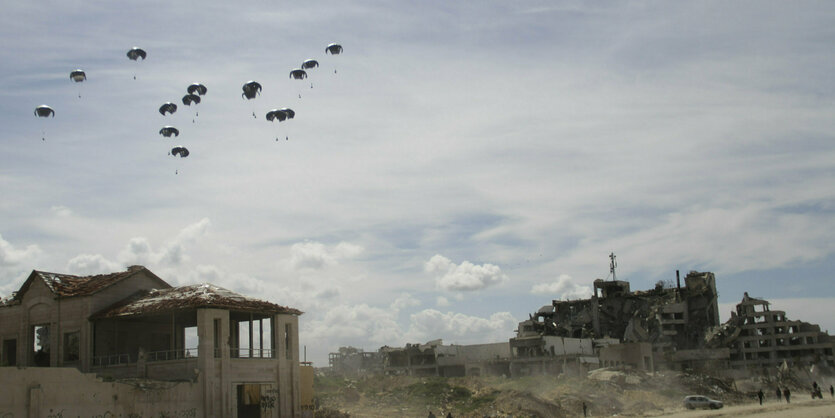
[
  {"left": 327, "top": 264, "right": 834, "bottom": 380},
  {"left": 328, "top": 271, "right": 726, "bottom": 378},
  {"left": 513, "top": 271, "right": 726, "bottom": 371},
  {"left": 706, "top": 292, "right": 835, "bottom": 371},
  {"left": 328, "top": 346, "right": 384, "bottom": 377},
  {"left": 0, "top": 266, "right": 306, "bottom": 418}
]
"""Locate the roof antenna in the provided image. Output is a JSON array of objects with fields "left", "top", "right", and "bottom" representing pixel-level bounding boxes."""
[{"left": 609, "top": 252, "right": 617, "bottom": 281}]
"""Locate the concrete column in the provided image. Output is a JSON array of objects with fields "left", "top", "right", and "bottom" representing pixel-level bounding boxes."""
[{"left": 197, "top": 309, "right": 226, "bottom": 418}]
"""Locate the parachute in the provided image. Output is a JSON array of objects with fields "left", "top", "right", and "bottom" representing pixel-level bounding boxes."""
[
  {"left": 242, "top": 81, "right": 262, "bottom": 99},
  {"left": 34, "top": 105, "right": 55, "bottom": 140},
  {"left": 159, "top": 126, "right": 180, "bottom": 137},
  {"left": 265, "top": 109, "right": 288, "bottom": 122},
  {"left": 70, "top": 69, "right": 86, "bottom": 82},
  {"left": 126, "top": 47, "right": 147, "bottom": 61},
  {"left": 278, "top": 108, "right": 295, "bottom": 119},
  {"left": 325, "top": 43, "right": 343, "bottom": 55},
  {"left": 171, "top": 146, "right": 189, "bottom": 157},
  {"left": 325, "top": 43, "right": 343, "bottom": 74},
  {"left": 69, "top": 69, "right": 87, "bottom": 98},
  {"left": 182, "top": 94, "right": 201, "bottom": 106},
  {"left": 187, "top": 83, "right": 207, "bottom": 96},
  {"left": 127, "top": 47, "right": 146, "bottom": 79},
  {"left": 289, "top": 69, "right": 308, "bottom": 80},
  {"left": 182, "top": 94, "right": 201, "bottom": 121},
  {"left": 302, "top": 59, "right": 319, "bottom": 69},
  {"left": 266, "top": 108, "right": 294, "bottom": 141},
  {"left": 159, "top": 102, "right": 178, "bottom": 116},
  {"left": 34, "top": 105, "right": 55, "bottom": 118},
  {"left": 242, "top": 81, "right": 262, "bottom": 118}
]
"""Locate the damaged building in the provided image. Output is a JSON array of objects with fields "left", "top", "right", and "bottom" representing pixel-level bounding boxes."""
[
  {"left": 326, "top": 263, "right": 834, "bottom": 380},
  {"left": 328, "top": 346, "right": 384, "bottom": 377},
  {"left": 382, "top": 339, "right": 512, "bottom": 377},
  {"left": 513, "top": 271, "right": 724, "bottom": 371},
  {"left": 706, "top": 292, "right": 835, "bottom": 370},
  {"left": 0, "top": 266, "right": 304, "bottom": 417}
]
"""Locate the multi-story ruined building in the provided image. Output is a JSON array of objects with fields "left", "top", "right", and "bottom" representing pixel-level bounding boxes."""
[
  {"left": 328, "top": 346, "right": 384, "bottom": 376},
  {"left": 0, "top": 266, "right": 303, "bottom": 417},
  {"left": 706, "top": 292, "right": 835, "bottom": 370},
  {"left": 512, "top": 271, "right": 723, "bottom": 370}
]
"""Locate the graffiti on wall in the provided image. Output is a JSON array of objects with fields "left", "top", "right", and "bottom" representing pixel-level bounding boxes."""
[{"left": 31, "top": 408, "right": 197, "bottom": 418}]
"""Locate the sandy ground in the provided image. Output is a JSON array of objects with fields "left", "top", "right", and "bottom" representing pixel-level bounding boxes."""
[{"left": 651, "top": 397, "right": 835, "bottom": 418}]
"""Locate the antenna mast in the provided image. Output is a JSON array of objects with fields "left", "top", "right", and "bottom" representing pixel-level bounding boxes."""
[{"left": 609, "top": 252, "right": 617, "bottom": 281}]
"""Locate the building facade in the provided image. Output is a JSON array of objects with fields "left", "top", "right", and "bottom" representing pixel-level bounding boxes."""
[{"left": 0, "top": 266, "right": 302, "bottom": 418}]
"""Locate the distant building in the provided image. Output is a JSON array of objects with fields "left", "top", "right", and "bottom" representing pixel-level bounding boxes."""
[
  {"left": 516, "top": 271, "right": 722, "bottom": 370},
  {"left": 0, "top": 266, "right": 302, "bottom": 417},
  {"left": 707, "top": 292, "right": 835, "bottom": 370}
]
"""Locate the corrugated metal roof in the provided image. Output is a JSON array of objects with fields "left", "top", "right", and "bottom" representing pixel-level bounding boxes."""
[{"left": 91, "top": 283, "right": 302, "bottom": 318}]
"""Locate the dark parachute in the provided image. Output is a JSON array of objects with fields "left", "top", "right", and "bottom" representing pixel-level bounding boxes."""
[
  {"left": 266, "top": 108, "right": 295, "bottom": 141},
  {"left": 182, "top": 94, "right": 201, "bottom": 106},
  {"left": 325, "top": 43, "right": 343, "bottom": 55},
  {"left": 289, "top": 69, "right": 308, "bottom": 80},
  {"left": 171, "top": 146, "right": 189, "bottom": 158},
  {"left": 266, "top": 109, "right": 288, "bottom": 122},
  {"left": 159, "top": 126, "right": 180, "bottom": 137},
  {"left": 126, "top": 47, "right": 147, "bottom": 61},
  {"left": 302, "top": 59, "right": 319, "bottom": 69},
  {"left": 34, "top": 105, "right": 55, "bottom": 140},
  {"left": 34, "top": 105, "right": 55, "bottom": 118},
  {"left": 242, "top": 81, "right": 262, "bottom": 118},
  {"left": 70, "top": 69, "right": 86, "bottom": 82},
  {"left": 242, "top": 81, "right": 262, "bottom": 99},
  {"left": 187, "top": 83, "right": 207, "bottom": 96},
  {"left": 159, "top": 102, "right": 178, "bottom": 116},
  {"left": 278, "top": 108, "right": 295, "bottom": 119}
]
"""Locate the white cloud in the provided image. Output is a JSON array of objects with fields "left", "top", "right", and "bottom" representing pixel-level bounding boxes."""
[
  {"left": 0, "top": 234, "right": 41, "bottom": 267},
  {"left": 117, "top": 218, "right": 211, "bottom": 267},
  {"left": 304, "top": 304, "right": 403, "bottom": 345},
  {"left": 0, "top": 234, "right": 42, "bottom": 295},
  {"left": 405, "top": 309, "right": 518, "bottom": 344},
  {"left": 390, "top": 293, "right": 420, "bottom": 311},
  {"left": 531, "top": 274, "right": 592, "bottom": 300},
  {"left": 425, "top": 254, "right": 507, "bottom": 291},
  {"left": 289, "top": 241, "right": 364, "bottom": 270},
  {"left": 436, "top": 296, "right": 450, "bottom": 307},
  {"left": 66, "top": 253, "right": 121, "bottom": 275}
]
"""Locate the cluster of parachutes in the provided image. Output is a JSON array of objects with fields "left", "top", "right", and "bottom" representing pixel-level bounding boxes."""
[
  {"left": 157, "top": 81, "right": 209, "bottom": 171},
  {"left": 243, "top": 42, "right": 342, "bottom": 141},
  {"left": 33, "top": 42, "right": 343, "bottom": 170}
]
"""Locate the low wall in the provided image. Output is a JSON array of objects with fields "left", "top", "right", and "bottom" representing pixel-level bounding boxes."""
[{"left": 0, "top": 367, "right": 202, "bottom": 418}]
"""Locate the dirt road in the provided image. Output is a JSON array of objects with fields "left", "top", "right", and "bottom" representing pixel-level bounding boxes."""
[{"left": 653, "top": 397, "right": 835, "bottom": 418}]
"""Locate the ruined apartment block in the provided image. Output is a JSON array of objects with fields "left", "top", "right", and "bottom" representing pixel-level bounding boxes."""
[
  {"left": 327, "top": 266, "right": 835, "bottom": 380},
  {"left": 513, "top": 271, "right": 723, "bottom": 371},
  {"left": 0, "top": 266, "right": 304, "bottom": 418},
  {"left": 707, "top": 292, "right": 835, "bottom": 370}
]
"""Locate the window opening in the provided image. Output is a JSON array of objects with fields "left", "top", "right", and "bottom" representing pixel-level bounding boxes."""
[
  {"left": 32, "top": 324, "right": 50, "bottom": 367},
  {"left": 63, "top": 332, "right": 80, "bottom": 363}
]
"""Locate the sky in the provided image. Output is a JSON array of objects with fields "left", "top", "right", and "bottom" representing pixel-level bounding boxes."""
[{"left": 1, "top": 1, "right": 834, "bottom": 366}]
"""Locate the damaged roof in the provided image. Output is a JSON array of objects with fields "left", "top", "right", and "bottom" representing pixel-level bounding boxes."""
[
  {"left": 91, "top": 283, "right": 302, "bottom": 319},
  {"left": 4, "top": 266, "right": 170, "bottom": 304}
]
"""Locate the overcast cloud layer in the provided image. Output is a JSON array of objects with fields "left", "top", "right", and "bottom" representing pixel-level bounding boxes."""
[{"left": 2, "top": 1, "right": 834, "bottom": 364}]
